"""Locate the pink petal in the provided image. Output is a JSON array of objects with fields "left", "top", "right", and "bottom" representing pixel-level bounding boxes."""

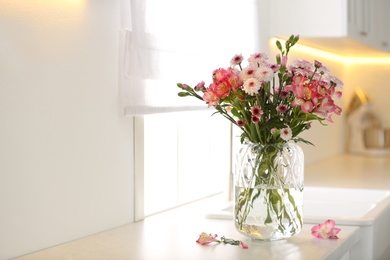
[
  {"left": 301, "top": 101, "right": 313, "bottom": 113},
  {"left": 332, "top": 227, "right": 341, "bottom": 235},
  {"left": 196, "top": 232, "right": 218, "bottom": 245},
  {"left": 311, "top": 224, "right": 323, "bottom": 238},
  {"left": 240, "top": 241, "right": 249, "bottom": 249},
  {"left": 328, "top": 227, "right": 341, "bottom": 239},
  {"left": 324, "top": 219, "right": 336, "bottom": 230}
]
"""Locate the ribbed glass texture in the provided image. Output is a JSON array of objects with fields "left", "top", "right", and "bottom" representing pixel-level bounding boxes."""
[{"left": 234, "top": 142, "right": 304, "bottom": 241}]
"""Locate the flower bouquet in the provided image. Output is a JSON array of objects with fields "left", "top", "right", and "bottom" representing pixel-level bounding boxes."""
[{"left": 177, "top": 35, "right": 343, "bottom": 240}]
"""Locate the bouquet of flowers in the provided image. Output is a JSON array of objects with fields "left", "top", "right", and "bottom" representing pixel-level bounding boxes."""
[
  {"left": 177, "top": 35, "right": 342, "bottom": 145},
  {"left": 177, "top": 35, "right": 343, "bottom": 240}
]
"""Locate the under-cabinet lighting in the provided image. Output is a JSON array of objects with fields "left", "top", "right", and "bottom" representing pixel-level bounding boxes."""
[{"left": 271, "top": 38, "right": 390, "bottom": 65}]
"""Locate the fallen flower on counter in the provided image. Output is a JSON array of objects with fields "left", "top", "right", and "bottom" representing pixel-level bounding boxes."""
[
  {"left": 196, "top": 232, "right": 248, "bottom": 249},
  {"left": 196, "top": 232, "right": 219, "bottom": 245},
  {"left": 311, "top": 219, "right": 341, "bottom": 239}
]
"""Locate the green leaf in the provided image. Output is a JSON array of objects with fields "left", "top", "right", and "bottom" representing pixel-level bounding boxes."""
[
  {"left": 276, "top": 40, "right": 283, "bottom": 53},
  {"left": 178, "top": 92, "right": 190, "bottom": 97},
  {"left": 231, "top": 108, "right": 240, "bottom": 118},
  {"left": 294, "top": 137, "right": 315, "bottom": 146},
  {"left": 250, "top": 123, "right": 258, "bottom": 142}
]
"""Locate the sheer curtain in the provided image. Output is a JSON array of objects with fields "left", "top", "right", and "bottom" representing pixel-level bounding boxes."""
[{"left": 120, "top": 0, "right": 261, "bottom": 115}]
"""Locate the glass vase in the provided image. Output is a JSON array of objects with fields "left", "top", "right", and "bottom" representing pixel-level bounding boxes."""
[{"left": 233, "top": 141, "right": 304, "bottom": 241}]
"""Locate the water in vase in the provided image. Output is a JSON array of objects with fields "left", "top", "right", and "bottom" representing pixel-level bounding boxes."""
[{"left": 234, "top": 186, "right": 304, "bottom": 241}]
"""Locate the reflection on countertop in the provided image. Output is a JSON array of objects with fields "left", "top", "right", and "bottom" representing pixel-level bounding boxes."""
[{"left": 305, "top": 153, "right": 390, "bottom": 190}]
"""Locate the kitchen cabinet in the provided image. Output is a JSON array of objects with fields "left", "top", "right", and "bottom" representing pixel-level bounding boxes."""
[
  {"left": 269, "top": 0, "right": 389, "bottom": 52},
  {"left": 347, "top": 0, "right": 373, "bottom": 45},
  {"left": 269, "top": 0, "right": 347, "bottom": 38},
  {"left": 375, "top": 0, "right": 390, "bottom": 52}
]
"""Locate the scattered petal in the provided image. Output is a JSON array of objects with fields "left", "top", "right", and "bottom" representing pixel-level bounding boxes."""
[
  {"left": 196, "top": 232, "right": 219, "bottom": 245},
  {"left": 197, "top": 232, "right": 248, "bottom": 249},
  {"left": 240, "top": 241, "right": 249, "bottom": 249}
]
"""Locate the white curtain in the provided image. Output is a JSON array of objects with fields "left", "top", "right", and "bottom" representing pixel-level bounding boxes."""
[{"left": 120, "top": 0, "right": 261, "bottom": 115}]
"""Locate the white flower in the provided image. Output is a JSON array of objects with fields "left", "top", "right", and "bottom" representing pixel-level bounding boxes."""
[
  {"left": 243, "top": 78, "right": 261, "bottom": 96},
  {"left": 255, "top": 66, "right": 274, "bottom": 83},
  {"left": 248, "top": 52, "right": 268, "bottom": 64},
  {"left": 280, "top": 126, "right": 292, "bottom": 141},
  {"left": 239, "top": 65, "right": 257, "bottom": 81}
]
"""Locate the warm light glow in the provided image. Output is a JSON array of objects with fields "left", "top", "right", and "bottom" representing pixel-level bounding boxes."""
[
  {"left": 271, "top": 38, "right": 390, "bottom": 65},
  {"left": 0, "top": 0, "right": 86, "bottom": 19},
  {"left": 0, "top": 0, "right": 86, "bottom": 30},
  {"left": 1, "top": 0, "right": 84, "bottom": 7}
]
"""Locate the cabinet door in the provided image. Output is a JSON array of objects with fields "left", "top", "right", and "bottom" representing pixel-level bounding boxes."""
[
  {"left": 269, "top": 0, "right": 346, "bottom": 37},
  {"left": 347, "top": 0, "right": 373, "bottom": 43},
  {"left": 376, "top": 0, "right": 390, "bottom": 52}
]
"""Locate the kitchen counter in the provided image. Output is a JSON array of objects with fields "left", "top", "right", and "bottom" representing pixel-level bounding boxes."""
[
  {"left": 305, "top": 153, "right": 390, "bottom": 190},
  {"left": 15, "top": 197, "right": 360, "bottom": 260},
  {"left": 304, "top": 154, "right": 390, "bottom": 260},
  {"left": 15, "top": 154, "right": 390, "bottom": 260}
]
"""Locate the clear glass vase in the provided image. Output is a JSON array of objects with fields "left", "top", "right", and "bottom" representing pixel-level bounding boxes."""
[{"left": 233, "top": 141, "right": 304, "bottom": 241}]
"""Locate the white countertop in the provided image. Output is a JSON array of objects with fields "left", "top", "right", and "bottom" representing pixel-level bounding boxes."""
[
  {"left": 15, "top": 154, "right": 390, "bottom": 260},
  {"left": 15, "top": 197, "right": 360, "bottom": 260},
  {"left": 305, "top": 153, "right": 390, "bottom": 190}
]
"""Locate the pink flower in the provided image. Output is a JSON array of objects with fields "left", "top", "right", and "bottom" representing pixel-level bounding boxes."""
[
  {"left": 326, "top": 74, "right": 344, "bottom": 88},
  {"left": 291, "top": 84, "right": 315, "bottom": 113},
  {"left": 311, "top": 219, "right": 341, "bottom": 239},
  {"left": 213, "top": 82, "right": 231, "bottom": 98},
  {"left": 196, "top": 233, "right": 249, "bottom": 249},
  {"left": 248, "top": 52, "right": 268, "bottom": 64},
  {"left": 240, "top": 65, "right": 257, "bottom": 81},
  {"left": 251, "top": 116, "right": 260, "bottom": 123},
  {"left": 237, "top": 119, "right": 246, "bottom": 127},
  {"left": 255, "top": 66, "right": 274, "bottom": 83},
  {"left": 227, "top": 68, "right": 243, "bottom": 92},
  {"left": 176, "top": 35, "right": 344, "bottom": 147},
  {"left": 290, "top": 59, "right": 315, "bottom": 75},
  {"left": 243, "top": 78, "right": 261, "bottom": 96},
  {"left": 281, "top": 55, "right": 288, "bottom": 66},
  {"left": 277, "top": 104, "right": 287, "bottom": 113},
  {"left": 269, "top": 63, "right": 280, "bottom": 72},
  {"left": 280, "top": 89, "right": 290, "bottom": 99},
  {"left": 194, "top": 81, "right": 205, "bottom": 91},
  {"left": 250, "top": 105, "right": 263, "bottom": 117},
  {"left": 314, "top": 60, "right": 322, "bottom": 68},
  {"left": 280, "top": 126, "right": 292, "bottom": 141},
  {"left": 203, "top": 89, "right": 220, "bottom": 108},
  {"left": 196, "top": 232, "right": 219, "bottom": 245},
  {"left": 230, "top": 54, "right": 244, "bottom": 66},
  {"left": 212, "top": 68, "right": 229, "bottom": 83}
]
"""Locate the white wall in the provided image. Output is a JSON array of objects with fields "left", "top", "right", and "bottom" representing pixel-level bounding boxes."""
[
  {"left": 0, "top": 1, "right": 134, "bottom": 259},
  {"left": 344, "top": 63, "right": 390, "bottom": 127}
]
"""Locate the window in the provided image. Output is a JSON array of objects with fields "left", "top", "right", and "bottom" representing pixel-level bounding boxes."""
[
  {"left": 120, "top": 0, "right": 261, "bottom": 220},
  {"left": 119, "top": 0, "right": 261, "bottom": 115},
  {"left": 134, "top": 111, "right": 232, "bottom": 219}
]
